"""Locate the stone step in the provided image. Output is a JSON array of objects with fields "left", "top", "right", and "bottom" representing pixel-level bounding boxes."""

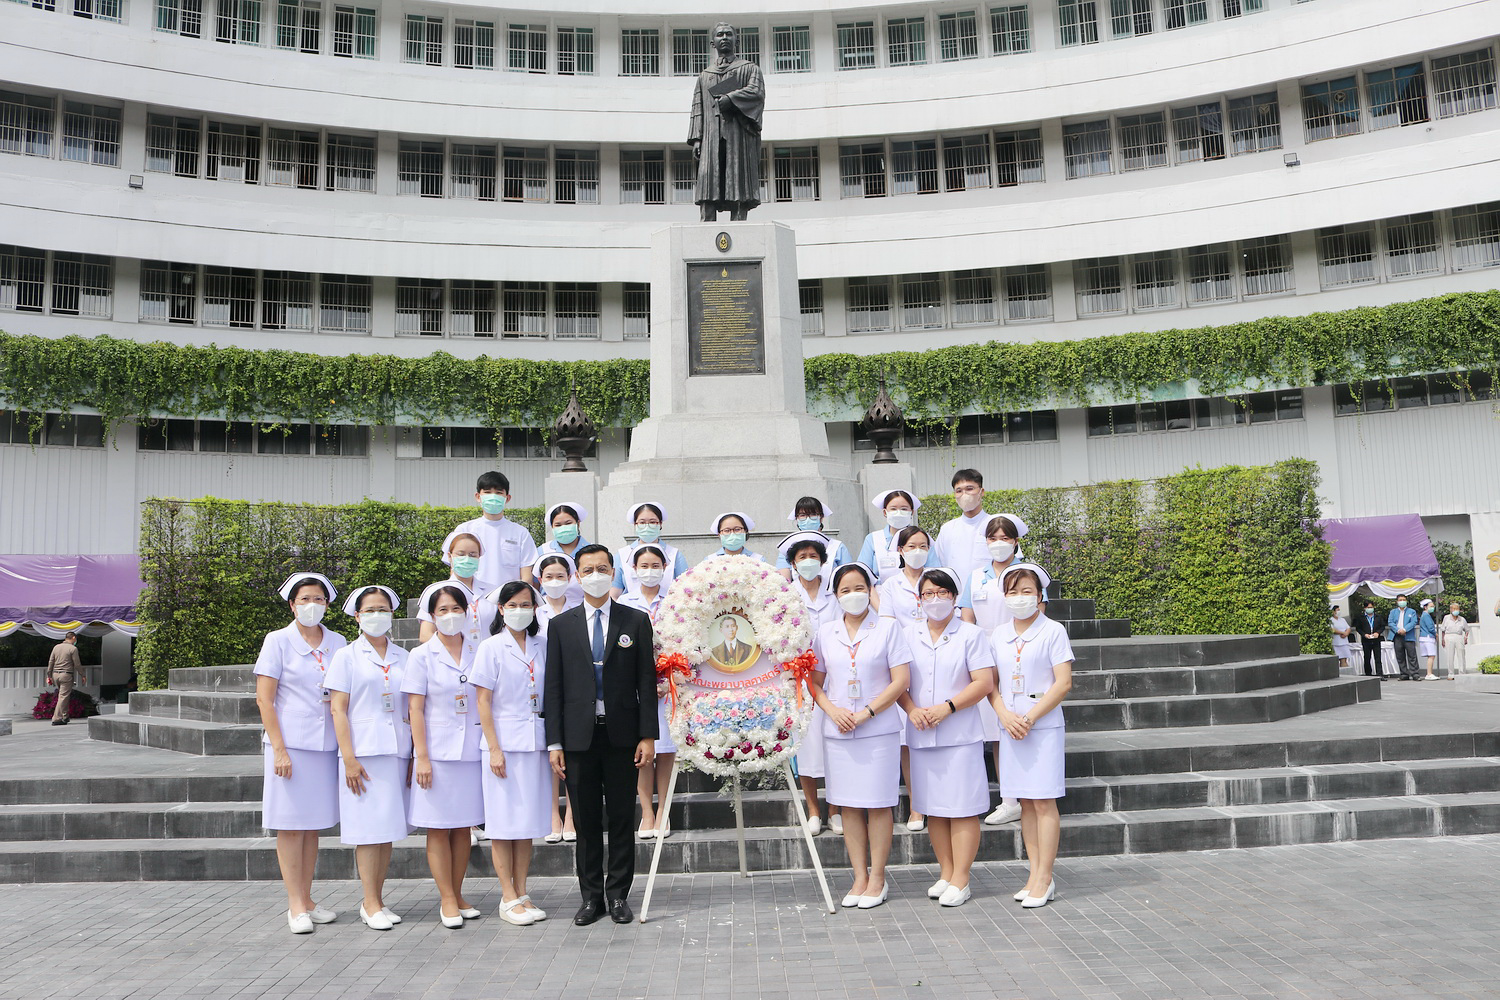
[
  {"left": 5, "top": 789, "right": 1498, "bottom": 882},
  {"left": 129, "top": 690, "right": 261, "bottom": 725},
  {"left": 1070, "top": 634, "right": 1303, "bottom": 671},
  {"left": 168, "top": 665, "right": 256, "bottom": 693},
  {"left": 1070, "top": 655, "right": 1338, "bottom": 700},
  {"left": 1061, "top": 618, "right": 1132, "bottom": 641},
  {"left": 1067, "top": 675, "right": 1380, "bottom": 732},
  {"left": 1044, "top": 598, "right": 1096, "bottom": 620},
  {"left": 87, "top": 714, "right": 263, "bottom": 756}
]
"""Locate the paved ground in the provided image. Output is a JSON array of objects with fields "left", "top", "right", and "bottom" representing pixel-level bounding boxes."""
[{"left": 2, "top": 835, "right": 1499, "bottom": 1000}]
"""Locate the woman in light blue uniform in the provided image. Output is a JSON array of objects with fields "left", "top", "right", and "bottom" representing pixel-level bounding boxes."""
[
  {"left": 775, "top": 497, "right": 852, "bottom": 579},
  {"left": 858, "top": 489, "right": 929, "bottom": 583},
  {"left": 781, "top": 530, "right": 843, "bottom": 836},
  {"left": 537, "top": 503, "right": 588, "bottom": 606},
  {"left": 612, "top": 501, "right": 691, "bottom": 596},
  {"left": 702, "top": 511, "right": 765, "bottom": 563},
  {"left": 327, "top": 584, "right": 411, "bottom": 931},
  {"left": 618, "top": 544, "right": 677, "bottom": 839},
  {"left": 992, "top": 563, "right": 1074, "bottom": 909}
]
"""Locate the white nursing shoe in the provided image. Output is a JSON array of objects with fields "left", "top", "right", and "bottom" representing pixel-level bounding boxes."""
[
  {"left": 805, "top": 815, "right": 822, "bottom": 836},
  {"left": 458, "top": 906, "right": 481, "bottom": 919},
  {"left": 985, "top": 803, "right": 1022, "bottom": 826},
  {"left": 840, "top": 892, "right": 861, "bottom": 908},
  {"left": 287, "top": 910, "right": 314, "bottom": 934},
  {"left": 381, "top": 907, "right": 403, "bottom": 924},
  {"left": 519, "top": 895, "right": 547, "bottom": 921},
  {"left": 499, "top": 900, "right": 535, "bottom": 926},
  {"left": 857, "top": 883, "right": 889, "bottom": 909},
  {"left": 359, "top": 906, "right": 393, "bottom": 930},
  {"left": 308, "top": 905, "right": 337, "bottom": 924},
  {"left": 1020, "top": 881, "right": 1056, "bottom": 908},
  {"left": 939, "top": 884, "right": 972, "bottom": 907},
  {"left": 927, "top": 879, "right": 950, "bottom": 899},
  {"left": 439, "top": 909, "right": 464, "bottom": 929}
]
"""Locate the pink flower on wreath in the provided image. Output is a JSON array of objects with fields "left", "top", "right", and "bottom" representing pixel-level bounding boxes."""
[{"left": 713, "top": 710, "right": 726, "bottom": 721}]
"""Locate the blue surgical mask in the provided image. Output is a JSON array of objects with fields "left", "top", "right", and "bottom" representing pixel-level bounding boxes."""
[
  {"left": 553, "top": 523, "right": 579, "bottom": 546},
  {"left": 720, "top": 532, "right": 746, "bottom": 551},
  {"left": 451, "top": 555, "right": 480, "bottom": 578},
  {"left": 636, "top": 524, "right": 661, "bottom": 543},
  {"left": 479, "top": 493, "right": 507, "bottom": 515},
  {"left": 795, "top": 516, "right": 821, "bottom": 532}
]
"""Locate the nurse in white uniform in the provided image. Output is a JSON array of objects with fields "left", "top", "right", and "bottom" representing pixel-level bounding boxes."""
[
  {"left": 254, "top": 572, "right": 347, "bottom": 935},
  {"left": 857, "top": 490, "right": 926, "bottom": 583},
  {"left": 992, "top": 563, "right": 1074, "bottom": 909},
  {"left": 532, "top": 553, "right": 581, "bottom": 634},
  {"left": 780, "top": 531, "right": 843, "bottom": 835},
  {"left": 811, "top": 563, "right": 912, "bottom": 910},
  {"left": 775, "top": 497, "right": 853, "bottom": 578},
  {"left": 618, "top": 544, "right": 676, "bottom": 839},
  {"left": 403, "top": 584, "right": 485, "bottom": 928},
  {"left": 876, "top": 525, "right": 935, "bottom": 832},
  {"left": 473, "top": 581, "right": 552, "bottom": 927},
  {"left": 612, "top": 501, "right": 690, "bottom": 596},
  {"left": 537, "top": 503, "right": 588, "bottom": 606},
  {"left": 326, "top": 585, "right": 411, "bottom": 931},
  {"left": 418, "top": 531, "right": 497, "bottom": 644},
  {"left": 897, "top": 568, "right": 995, "bottom": 907},
  {"left": 702, "top": 511, "right": 765, "bottom": 563}
]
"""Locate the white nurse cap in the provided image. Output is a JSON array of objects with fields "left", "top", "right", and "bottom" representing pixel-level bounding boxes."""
[
  {"left": 999, "top": 562, "right": 1051, "bottom": 592},
  {"left": 278, "top": 572, "right": 337, "bottom": 603},
  {"left": 533, "top": 551, "right": 576, "bottom": 576},
  {"left": 709, "top": 511, "right": 756, "bottom": 533},
  {"left": 917, "top": 566, "right": 962, "bottom": 588},
  {"left": 870, "top": 489, "right": 922, "bottom": 512},
  {"left": 830, "top": 561, "right": 876, "bottom": 588},
  {"left": 777, "top": 530, "right": 831, "bottom": 559},
  {"left": 342, "top": 585, "right": 399, "bottom": 617},
  {"left": 546, "top": 501, "right": 589, "bottom": 525},
  {"left": 628, "top": 501, "right": 667, "bottom": 524},
  {"left": 989, "top": 512, "right": 1030, "bottom": 538}
]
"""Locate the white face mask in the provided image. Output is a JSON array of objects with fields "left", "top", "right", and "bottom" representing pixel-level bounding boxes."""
[
  {"left": 503, "top": 607, "right": 535, "bottom": 632},
  {"left": 580, "top": 571, "right": 614, "bottom": 599},
  {"left": 903, "top": 547, "right": 930, "bottom": 569},
  {"left": 1004, "top": 594, "right": 1039, "bottom": 618},
  {"left": 541, "top": 578, "right": 570, "bottom": 600},
  {"left": 636, "top": 567, "right": 665, "bottom": 589},
  {"left": 294, "top": 603, "right": 326, "bottom": 627},
  {"left": 795, "top": 558, "right": 823, "bottom": 582},
  {"left": 885, "top": 509, "right": 913, "bottom": 530},
  {"left": 957, "top": 492, "right": 983, "bottom": 513},
  {"left": 988, "top": 540, "right": 1016, "bottom": 562},
  {"left": 358, "top": 611, "right": 393, "bottom": 637},
  {"left": 922, "top": 597, "right": 956, "bottom": 622},
  {"left": 434, "top": 611, "right": 466, "bottom": 636},
  {"left": 838, "top": 591, "right": 871, "bottom": 616}
]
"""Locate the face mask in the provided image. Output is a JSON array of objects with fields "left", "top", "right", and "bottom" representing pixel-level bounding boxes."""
[
  {"left": 922, "top": 597, "right": 955, "bottom": 621},
  {"left": 720, "top": 532, "right": 746, "bottom": 551},
  {"left": 885, "top": 510, "right": 913, "bottom": 530},
  {"left": 957, "top": 492, "right": 982, "bottom": 513},
  {"left": 838, "top": 591, "right": 870, "bottom": 616},
  {"left": 503, "top": 607, "right": 535, "bottom": 632},
  {"left": 294, "top": 603, "right": 326, "bottom": 627},
  {"left": 1397, "top": 600, "right": 1407, "bottom": 608},
  {"left": 541, "top": 579, "right": 570, "bottom": 599},
  {"left": 358, "top": 611, "right": 392, "bottom": 637},
  {"left": 795, "top": 558, "right": 823, "bottom": 581},
  {"left": 903, "top": 547, "right": 930, "bottom": 569},
  {"left": 552, "top": 523, "right": 579, "bottom": 545},
  {"left": 451, "top": 554, "right": 480, "bottom": 578},
  {"left": 636, "top": 524, "right": 661, "bottom": 543},
  {"left": 988, "top": 540, "right": 1015, "bottom": 562},
  {"left": 636, "top": 567, "right": 665, "bottom": 589},
  {"left": 479, "top": 494, "right": 507, "bottom": 515},
  {"left": 580, "top": 571, "right": 614, "bottom": 598},
  {"left": 795, "top": 516, "right": 821, "bottom": 532},
  {"left": 434, "top": 612, "right": 466, "bottom": 636},
  {"left": 1004, "top": 594, "right": 1039, "bottom": 618}
]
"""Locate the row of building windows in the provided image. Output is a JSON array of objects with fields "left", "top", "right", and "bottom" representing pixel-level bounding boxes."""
[
  {"left": 851, "top": 410, "right": 1060, "bottom": 451},
  {"left": 412, "top": 425, "right": 597, "bottom": 460},
  {"left": 0, "top": 410, "right": 106, "bottom": 447},
  {"left": 1086, "top": 391, "right": 1304, "bottom": 436},
  {"left": 136, "top": 418, "right": 371, "bottom": 454},
  {"left": 392, "top": 278, "right": 648, "bottom": 340},
  {"left": 1300, "top": 48, "right": 1498, "bottom": 142},
  {"left": 1333, "top": 371, "right": 1494, "bottom": 416}
]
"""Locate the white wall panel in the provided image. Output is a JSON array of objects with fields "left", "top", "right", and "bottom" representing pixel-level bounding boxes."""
[
  {"left": 135, "top": 453, "right": 372, "bottom": 505},
  {"left": 1085, "top": 420, "right": 1311, "bottom": 485},
  {"left": 1333, "top": 402, "right": 1500, "bottom": 518},
  {"left": 0, "top": 444, "right": 112, "bottom": 554}
]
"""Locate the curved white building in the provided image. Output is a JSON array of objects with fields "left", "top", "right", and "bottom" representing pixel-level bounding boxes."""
[{"left": 2, "top": 0, "right": 1499, "bottom": 557}]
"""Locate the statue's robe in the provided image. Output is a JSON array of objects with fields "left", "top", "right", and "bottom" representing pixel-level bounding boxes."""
[{"left": 688, "top": 57, "right": 765, "bottom": 211}]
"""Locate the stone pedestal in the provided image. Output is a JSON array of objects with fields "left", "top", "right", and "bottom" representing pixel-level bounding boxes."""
[
  {"left": 598, "top": 223, "right": 859, "bottom": 560},
  {"left": 857, "top": 463, "right": 918, "bottom": 536}
]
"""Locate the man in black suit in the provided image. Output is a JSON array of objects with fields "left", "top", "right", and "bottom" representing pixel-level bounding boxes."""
[
  {"left": 1357, "top": 599, "right": 1387, "bottom": 680},
  {"left": 545, "top": 543, "right": 658, "bottom": 926}
]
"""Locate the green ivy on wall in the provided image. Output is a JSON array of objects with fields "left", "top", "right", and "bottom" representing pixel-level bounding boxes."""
[{"left": 3, "top": 291, "right": 1500, "bottom": 433}]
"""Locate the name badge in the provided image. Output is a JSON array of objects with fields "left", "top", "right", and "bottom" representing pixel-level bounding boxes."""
[
  {"left": 529, "top": 690, "right": 540, "bottom": 714},
  {"left": 877, "top": 552, "right": 899, "bottom": 570},
  {"left": 381, "top": 692, "right": 394, "bottom": 713},
  {"left": 320, "top": 688, "right": 331, "bottom": 704},
  {"left": 973, "top": 590, "right": 989, "bottom": 602},
  {"left": 454, "top": 693, "right": 469, "bottom": 715},
  {"left": 847, "top": 678, "right": 863, "bottom": 701},
  {"left": 1011, "top": 672, "right": 1025, "bottom": 695}
]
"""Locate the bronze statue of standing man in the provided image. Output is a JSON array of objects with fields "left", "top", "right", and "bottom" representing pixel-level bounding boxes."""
[{"left": 688, "top": 23, "right": 765, "bottom": 222}]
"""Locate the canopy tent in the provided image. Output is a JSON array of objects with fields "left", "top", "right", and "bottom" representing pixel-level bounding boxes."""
[
  {"left": 1319, "top": 514, "right": 1442, "bottom": 601},
  {"left": 0, "top": 556, "right": 144, "bottom": 639}
]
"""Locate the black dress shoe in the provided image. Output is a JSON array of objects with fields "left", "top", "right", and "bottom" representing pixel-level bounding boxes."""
[
  {"left": 573, "top": 898, "right": 606, "bottom": 926},
  {"left": 51, "top": 719, "right": 68, "bottom": 726},
  {"left": 608, "top": 898, "right": 633, "bottom": 924}
]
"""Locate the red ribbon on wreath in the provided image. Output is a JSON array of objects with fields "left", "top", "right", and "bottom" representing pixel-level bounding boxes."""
[
  {"left": 781, "top": 649, "right": 819, "bottom": 709},
  {"left": 656, "top": 652, "right": 694, "bottom": 720}
]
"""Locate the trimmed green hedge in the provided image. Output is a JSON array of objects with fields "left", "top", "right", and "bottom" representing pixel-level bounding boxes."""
[
  {"left": 134, "top": 498, "right": 542, "bottom": 690},
  {"left": 917, "top": 460, "right": 1331, "bottom": 653}
]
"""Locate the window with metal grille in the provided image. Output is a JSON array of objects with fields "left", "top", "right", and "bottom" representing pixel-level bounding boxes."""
[
  {"left": 1384, "top": 213, "right": 1440, "bottom": 278},
  {"left": 203, "top": 266, "right": 258, "bottom": 328},
  {"left": 319, "top": 274, "right": 371, "bottom": 332},
  {"left": 140, "top": 261, "right": 198, "bottom": 324},
  {"left": 942, "top": 134, "right": 992, "bottom": 191},
  {"left": 1118, "top": 112, "right": 1168, "bottom": 171},
  {"left": 990, "top": 5, "right": 1029, "bottom": 53},
  {"left": 737, "top": 27, "right": 761, "bottom": 65},
  {"left": 799, "top": 279, "right": 823, "bottom": 335},
  {"left": 266, "top": 127, "right": 319, "bottom": 188},
  {"left": 1057, "top": 1, "right": 1098, "bottom": 46},
  {"left": 275, "top": 0, "right": 320, "bottom": 53},
  {"left": 772, "top": 25, "right": 811, "bottom": 72},
  {"left": 937, "top": 11, "right": 979, "bottom": 61},
  {"left": 553, "top": 283, "right": 600, "bottom": 339},
  {"left": 145, "top": 114, "right": 200, "bottom": 176},
  {"left": 1450, "top": 202, "right": 1500, "bottom": 270},
  {"left": 839, "top": 142, "right": 886, "bottom": 198},
  {"left": 1185, "top": 244, "right": 1233, "bottom": 303},
  {"left": 621, "top": 29, "right": 660, "bottom": 76},
  {"left": 0, "top": 245, "right": 45, "bottom": 313},
  {"left": 887, "top": 16, "right": 927, "bottom": 66},
  {"left": 553, "top": 148, "right": 598, "bottom": 204},
  {"left": 1430, "top": 48, "right": 1498, "bottom": 118},
  {"left": 837, "top": 21, "right": 876, "bottom": 70},
  {"left": 1220, "top": 0, "right": 1263, "bottom": 16},
  {"left": 502, "top": 145, "right": 549, "bottom": 202},
  {"left": 1228, "top": 92, "right": 1280, "bottom": 153},
  {"left": 502, "top": 281, "right": 548, "bottom": 339},
  {"left": 1171, "top": 102, "right": 1224, "bottom": 162},
  {"left": 1317, "top": 224, "right": 1378, "bottom": 288},
  {"left": 1241, "top": 235, "right": 1293, "bottom": 296},
  {"left": 399, "top": 140, "right": 445, "bottom": 197},
  {"left": 670, "top": 148, "right": 697, "bottom": 204},
  {"left": 1366, "top": 63, "right": 1428, "bottom": 129},
  {"left": 890, "top": 139, "right": 939, "bottom": 195},
  {"left": 450, "top": 143, "right": 496, "bottom": 200},
  {"left": 1063, "top": 120, "right": 1111, "bottom": 178},
  {"left": 557, "top": 26, "right": 594, "bottom": 74},
  {"left": 1302, "top": 77, "right": 1360, "bottom": 141},
  {"left": 1163, "top": 0, "right": 1207, "bottom": 29},
  {"left": 620, "top": 149, "right": 665, "bottom": 204},
  {"left": 72, "top": 0, "right": 123, "bottom": 21},
  {"left": 455, "top": 19, "right": 495, "bottom": 70},
  {"left": 156, "top": 0, "right": 202, "bottom": 37},
  {"left": 1132, "top": 251, "right": 1179, "bottom": 310},
  {"left": 1003, "top": 264, "right": 1051, "bottom": 320},
  {"left": 952, "top": 269, "right": 995, "bottom": 325},
  {"left": 48, "top": 253, "right": 111, "bottom": 317},
  {"left": 847, "top": 276, "right": 893, "bottom": 332},
  {"left": 1109, "top": 0, "right": 1151, "bottom": 38},
  {"left": 450, "top": 280, "right": 497, "bottom": 337},
  {"left": 1075, "top": 258, "right": 1124, "bottom": 315},
  {"left": 261, "top": 270, "right": 314, "bottom": 330},
  {"left": 207, "top": 121, "right": 260, "bottom": 183},
  {"left": 995, "top": 129, "right": 1044, "bottom": 185},
  {"left": 898, "top": 273, "right": 943, "bottom": 328},
  {"left": 216, "top": 0, "right": 261, "bottom": 44},
  {"left": 772, "top": 146, "right": 819, "bottom": 202},
  {"left": 506, "top": 23, "right": 544, "bottom": 72},
  {"left": 325, "top": 132, "right": 374, "bottom": 191},
  {"left": 331, "top": 5, "right": 375, "bottom": 57},
  {"left": 396, "top": 278, "right": 444, "bottom": 336},
  {"left": 671, "top": 29, "right": 710, "bottom": 76},
  {"left": 405, "top": 14, "right": 443, "bottom": 66},
  {"left": 623, "top": 283, "right": 650, "bottom": 339},
  {"left": 61, "top": 101, "right": 119, "bottom": 166},
  {"left": 0, "top": 91, "right": 53, "bottom": 159}
]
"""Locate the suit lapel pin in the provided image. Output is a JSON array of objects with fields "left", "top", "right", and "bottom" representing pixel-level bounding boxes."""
[{"left": 617, "top": 634, "right": 633, "bottom": 648}]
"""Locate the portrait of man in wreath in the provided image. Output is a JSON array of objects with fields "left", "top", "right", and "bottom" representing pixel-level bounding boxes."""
[{"left": 707, "top": 613, "right": 760, "bottom": 672}]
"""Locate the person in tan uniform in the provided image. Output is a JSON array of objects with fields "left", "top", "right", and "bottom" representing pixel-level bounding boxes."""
[{"left": 46, "top": 632, "right": 82, "bottom": 726}]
